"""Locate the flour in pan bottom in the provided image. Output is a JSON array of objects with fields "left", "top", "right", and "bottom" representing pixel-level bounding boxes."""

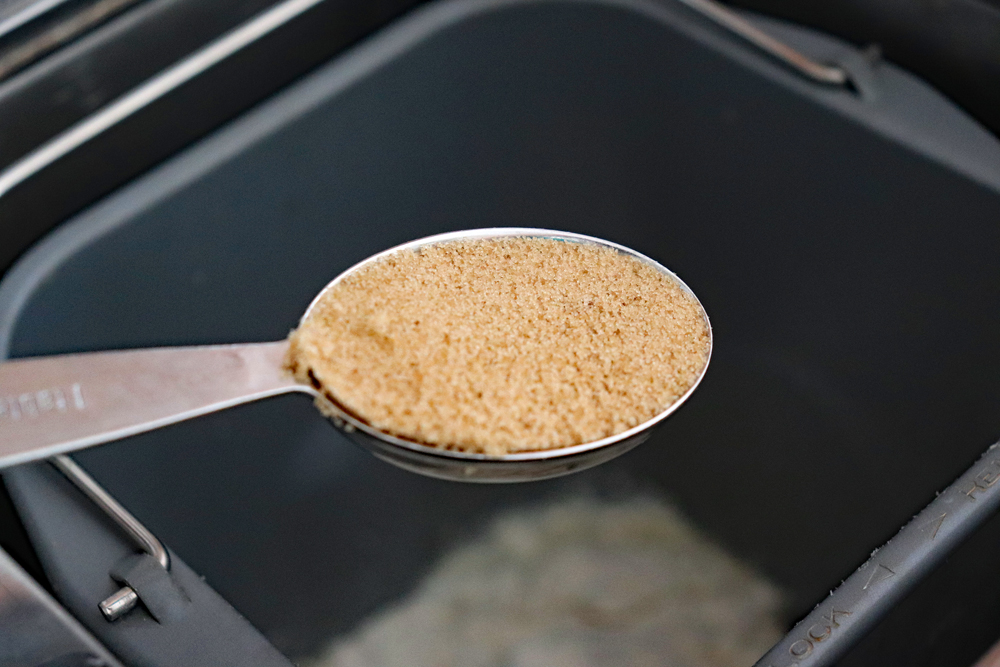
[{"left": 309, "top": 495, "right": 784, "bottom": 667}]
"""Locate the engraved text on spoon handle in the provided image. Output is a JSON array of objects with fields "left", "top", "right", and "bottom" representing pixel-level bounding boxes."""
[{"left": 0, "top": 341, "right": 311, "bottom": 469}]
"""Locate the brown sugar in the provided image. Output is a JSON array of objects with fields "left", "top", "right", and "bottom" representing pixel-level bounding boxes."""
[{"left": 285, "top": 237, "right": 710, "bottom": 455}]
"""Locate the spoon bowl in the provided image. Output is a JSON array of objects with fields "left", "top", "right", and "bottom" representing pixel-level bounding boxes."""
[{"left": 303, "top": 228, "right": 712, "bottom": 482}]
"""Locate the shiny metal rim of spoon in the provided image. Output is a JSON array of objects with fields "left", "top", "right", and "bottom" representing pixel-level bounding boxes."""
[
  {"left": 0, "top": 228, "right": 712, "bottom": 482},
  {"left": 299, "top": 228, "right": 714, "bottom": 480}
]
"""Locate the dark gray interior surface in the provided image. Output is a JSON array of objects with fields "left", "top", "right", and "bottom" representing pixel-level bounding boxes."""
[{"left": 2, "top": 0, "right": 1000, "bottom": 662}]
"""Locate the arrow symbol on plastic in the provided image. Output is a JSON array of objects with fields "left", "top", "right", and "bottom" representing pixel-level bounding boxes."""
[
  {"left": 863, "top": 564, "right": 895, "bottom": 590},
  {"left": 922, "top": 513, "right": 947, "bottom": 540}
]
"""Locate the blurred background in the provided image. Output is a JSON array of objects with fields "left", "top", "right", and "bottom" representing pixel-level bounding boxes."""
[
  {"left": 1, "top": 1, "right": 1000, "bottom": 666},
  {"left": 0, "top": 0, "right": 998, "bottom": 276}
]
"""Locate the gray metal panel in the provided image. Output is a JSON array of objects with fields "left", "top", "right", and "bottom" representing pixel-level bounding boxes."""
[
  {"left": 4, "top": 463, "right": 295, "bottom": 667},
  {"left": 0, "top": 545, "right": 121, "bottom": 667}
]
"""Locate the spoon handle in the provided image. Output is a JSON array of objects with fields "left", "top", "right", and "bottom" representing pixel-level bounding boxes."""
[{"left": 0, "top": 341, "right": 310, "bottom": 469}]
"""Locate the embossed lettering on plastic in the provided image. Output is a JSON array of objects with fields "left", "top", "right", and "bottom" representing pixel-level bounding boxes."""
[
  {"left": 965, "top": 459, "right": 1000, "bottom": 500},
  {"left": 765, "top": 609, "right": 852, "bottom": 666}
]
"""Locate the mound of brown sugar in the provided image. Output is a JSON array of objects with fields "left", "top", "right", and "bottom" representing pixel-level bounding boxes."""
[{"left": 285, "top": 237, "right": 709, "bottom": 455}]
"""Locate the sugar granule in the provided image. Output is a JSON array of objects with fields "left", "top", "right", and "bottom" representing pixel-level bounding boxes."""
[{"left": 285, "top": 237, "right": 709, "bottom": 455}]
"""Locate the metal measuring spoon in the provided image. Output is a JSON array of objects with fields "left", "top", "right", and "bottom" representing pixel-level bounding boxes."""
[{"left": 0, "top": 229, "right": 711, "bottom": 482}]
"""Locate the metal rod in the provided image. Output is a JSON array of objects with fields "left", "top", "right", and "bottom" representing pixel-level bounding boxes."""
[
  {"left": 674, "top": 0, "right": 850, "bottom": 87},
  {"left": 754, "top": 440, "right": 1000, "bottom": 666},
  {"left": 51, "top": 454, "right": 169, "bottom": 621},
  {"left": 0, "top": 0, "right": 329, "bottom": 200},
  {"left": 0, "top": 0, "right": 145, "bottom": 81},
  {"left": 0, "top": 0, "right": 73, "bottom": 40}
]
